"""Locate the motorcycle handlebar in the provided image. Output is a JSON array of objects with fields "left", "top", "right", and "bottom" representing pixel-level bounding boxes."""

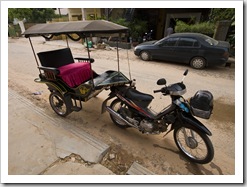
[
  {"left": 153, "top": 89, "right": 162, "bottom": 93},
  {"left": 153, "top": 87, "right": 168, "bottom": 94}
]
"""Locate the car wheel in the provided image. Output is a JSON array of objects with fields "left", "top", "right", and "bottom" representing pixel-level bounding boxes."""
[
  {"left": 190, "top": 57, "right": 206, "bottom": 69},
  {"left": 140, "top": 51, "right": 151, "bottom": 61}
]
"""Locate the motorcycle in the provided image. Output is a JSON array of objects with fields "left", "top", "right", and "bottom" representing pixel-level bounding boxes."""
[
  {"left": 143, "top": 29, "right": 154, "bottom": 42},
  {"left": 102, "top": 69, "right": 214, "bottom": 164}
]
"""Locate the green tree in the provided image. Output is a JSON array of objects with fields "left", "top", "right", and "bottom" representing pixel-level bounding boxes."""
[
  {"left": 8, "top": 8, "right": 32, "bottom": 22},
  {"left": 209, "top": 8, "right": 235, "bottom": 23},
  {"left": 209, "top": 8, "right": 235, "bottom": 51},
  {"left": 8, "top": 8, "right": 56, "bottom": 23},
  {"left": 111, "top": 17, "right": 147, "bottom": 42},
  {"left": 128, "top": 19, "right": 147, "bottom": 40}
]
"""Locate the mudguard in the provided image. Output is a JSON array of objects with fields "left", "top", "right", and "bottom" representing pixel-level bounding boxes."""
[
  {"left": 101, "top": 92, "right": 116, "bottom": 114},
  {"left": 34, "top": 78, "right": 67, "bottom": 94},
  {"left": 179, "top": 111, "right": 212, "bottom": 136}
]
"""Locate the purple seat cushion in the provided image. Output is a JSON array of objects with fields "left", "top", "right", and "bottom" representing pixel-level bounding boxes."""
[{"left": 58, "top": 63, "right": 91, "bottom": 87}]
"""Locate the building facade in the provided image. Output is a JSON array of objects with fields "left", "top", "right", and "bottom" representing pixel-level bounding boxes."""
[{"left": 55, "top": 8, "right": 211, "bottom": 39}]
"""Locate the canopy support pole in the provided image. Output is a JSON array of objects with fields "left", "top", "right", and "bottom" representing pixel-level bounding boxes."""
[
  {"left": 126, "top": 48, "right": 132, "bottom": 80},
  {"left": 65, "top": 35, "right": 69, "bottom": 48},
  {"left": 116, "top": 39, "right": 120, "bottom": 73},
  {"left": 84, "top": 36, "right": 95, "bottom": 88},
  {"left": 29, "top": 37, "right": 41, "bottom": 74}
]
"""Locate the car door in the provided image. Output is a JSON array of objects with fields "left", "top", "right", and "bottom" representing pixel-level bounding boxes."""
[
  {"left": 152, "top": 37, "right": 179, "bottom": 61},
  {"left": 174, "top": 37, "right": 200, "bottom": 63}
]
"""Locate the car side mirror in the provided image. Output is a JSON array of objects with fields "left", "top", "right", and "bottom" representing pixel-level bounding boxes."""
[{"left": 157, "top": 78, "right": 166, "bottom": 85}]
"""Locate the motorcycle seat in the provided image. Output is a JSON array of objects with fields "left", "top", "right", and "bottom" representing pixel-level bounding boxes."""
[{"left": 126, "top": 88, "right": 154, "bottom": 102}]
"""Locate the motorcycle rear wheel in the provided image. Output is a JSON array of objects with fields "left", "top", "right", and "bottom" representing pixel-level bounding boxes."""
[
  {"left": 173, "top": 125, "right": 214, "bottom": 164},
  {"left": 109, "top": 99, "right": 130, "bottom": 128}
]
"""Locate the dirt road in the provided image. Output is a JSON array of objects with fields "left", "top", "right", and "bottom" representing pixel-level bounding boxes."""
[{"left": 8, "top": 37, "right": 236, "bottom": 175}]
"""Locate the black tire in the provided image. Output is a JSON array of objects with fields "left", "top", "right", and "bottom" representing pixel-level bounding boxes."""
[
  {"left": 140, "top": 51, "right": 151, "bottom": 61},
  {"left": 190, "top": 57, "right": 206, "bottom": 69},
  {"left": 49, "top": 91, "right": 72, "bottom": 117},
  {"left": 109, "top": 99, "right": 130, "bottom": 128},
  {"left": 173, "top": 125, "right": 214, "bottom": 164}
]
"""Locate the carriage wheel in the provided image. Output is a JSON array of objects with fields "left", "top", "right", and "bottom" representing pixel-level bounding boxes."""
[{"left": 49, "top": 91, "right": 72, "bottom": 117}]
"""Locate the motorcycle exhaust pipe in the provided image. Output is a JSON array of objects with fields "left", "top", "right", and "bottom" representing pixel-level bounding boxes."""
[{"left": 105, "top": 106, "right": 138, "bottom": 128}]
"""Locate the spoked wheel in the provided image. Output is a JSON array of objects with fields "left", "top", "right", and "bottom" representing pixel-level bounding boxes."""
[
  {"left": 49, "top": 91, "right": 72, "bottom": 117},
  {"left": 109, "top": 99, "right": 130, "bottom": 128},
  {"left": 173, "top": 125, "right": 214, "bottom": 164}
]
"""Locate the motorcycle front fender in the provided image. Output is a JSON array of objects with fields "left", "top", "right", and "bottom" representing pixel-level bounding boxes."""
[{"left": 179, "top": 112, "right": 212, "bottom": 136}]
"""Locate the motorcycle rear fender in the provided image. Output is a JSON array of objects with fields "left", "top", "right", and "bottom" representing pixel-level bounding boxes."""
[
  {"left": 101, "top": 92, "right": 116, "bottom": 114},
  {"left": 179, "top": 112, "right": 212, "bottom": 136}
]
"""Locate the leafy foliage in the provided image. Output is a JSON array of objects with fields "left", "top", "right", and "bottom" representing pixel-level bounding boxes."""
[
  {"left": 209, "top": 8, "right": 235, "bottom": 23},
  {"left": 8, "top": 8, "right": 57, "bottom": 23},
  {"left": 175, "top": 20, "right": 215, "bottom": 36},
  {"left": 128, "top": 19, "right": 147, "bottom": 39},
  {"left": 111, "top": 18, "right": 147, "bottom": 40},
  {"left": 210, "top": 8, "right": 235, "bottom": 52}
]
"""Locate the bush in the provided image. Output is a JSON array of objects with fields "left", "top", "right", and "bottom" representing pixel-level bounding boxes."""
[
  {"left": 111, "top": 18, "right": 147, "bottom": 42},
  {"left": 175, "top": 20, "right": 215, "bottom": 36}
]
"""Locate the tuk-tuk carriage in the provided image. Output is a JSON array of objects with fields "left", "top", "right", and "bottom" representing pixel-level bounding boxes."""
[{"left": 23, "top": 20, "right": 132, "bottom": 116}]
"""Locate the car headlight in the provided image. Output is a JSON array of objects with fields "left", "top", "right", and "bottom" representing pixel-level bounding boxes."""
[{"left": 134, "top": 47, "right": 137, "bottom": 51}]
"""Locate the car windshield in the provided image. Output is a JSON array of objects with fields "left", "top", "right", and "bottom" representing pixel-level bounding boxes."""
[
  {"left": 203, "top": 35, "right": 219, "bottom": 46},
  {"left": 154, "top": 37, "right": 168, "bottom": 45}
]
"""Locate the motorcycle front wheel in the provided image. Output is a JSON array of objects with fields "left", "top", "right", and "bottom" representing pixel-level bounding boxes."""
[{"left": 173, "top": 125, "right": 214, "bottom": 164}]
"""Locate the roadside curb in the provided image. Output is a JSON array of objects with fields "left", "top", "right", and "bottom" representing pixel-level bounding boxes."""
[
  {"left": 8, "top": 89, "right": 156, "bottom": 175},
  {"left": 8, "top": 89, "right": 109, "bottom": 168},
  {"left": 127, "top": 162, "right": 155, "bottom": 175}
]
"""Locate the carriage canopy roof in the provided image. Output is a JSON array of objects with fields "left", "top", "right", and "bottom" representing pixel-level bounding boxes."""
[{"left": 23, "top": 20, "right": 129, "bottom": 37}]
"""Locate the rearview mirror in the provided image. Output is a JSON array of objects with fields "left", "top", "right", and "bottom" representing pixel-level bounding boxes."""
[
  {"left": 183, "top": 69, "right": 188, "bottom": 76},
  {"left": 157, "top": 78, "right": 166, "bottom": 85}
]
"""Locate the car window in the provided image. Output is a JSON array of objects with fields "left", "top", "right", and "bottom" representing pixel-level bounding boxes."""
[
  {"left": 177, "top": 38, "right": 199, "bottom": 47},
  {"left": 202, "top": 35, "right": 219, "bottom": 46},
  {"left": 205, "top": 38, "right": 218, "bottom": 46},
  {"left": 158, "top": 37, "right": 179, "bottom": 47}
]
